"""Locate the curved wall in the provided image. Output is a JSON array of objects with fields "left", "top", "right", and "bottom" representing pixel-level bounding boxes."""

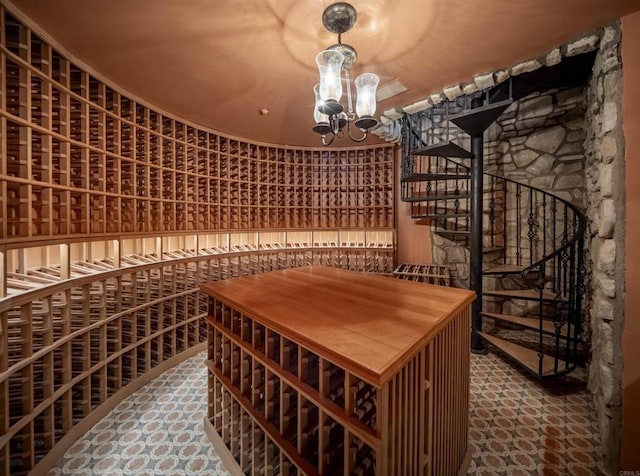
[{"left": 0, "top": 3, "right": 396, "bottom": 474}]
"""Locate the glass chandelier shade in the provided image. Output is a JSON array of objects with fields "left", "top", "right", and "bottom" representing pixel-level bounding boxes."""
[
  {"left": 354, "top": 73, "right": 379, "bottom": 118},
  {"left": 315, "top": 50, "right": 344, "bottom": 107},
  {"left": 313, "top": 84, "right": 328, "bottom": 124}
]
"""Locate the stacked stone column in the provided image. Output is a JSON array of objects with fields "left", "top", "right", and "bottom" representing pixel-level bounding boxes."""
[{"left": 584, "top": 23, "right": 625, "bottom": 475}]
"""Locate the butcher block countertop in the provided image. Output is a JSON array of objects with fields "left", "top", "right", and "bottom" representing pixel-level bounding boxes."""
[{"left": 201, "top": 266, "right": 475, "bottom": 386}]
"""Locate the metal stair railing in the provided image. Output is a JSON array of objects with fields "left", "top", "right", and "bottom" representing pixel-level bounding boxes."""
[{"left": 401, "top": 114, "right": 586, "bottom": 377}]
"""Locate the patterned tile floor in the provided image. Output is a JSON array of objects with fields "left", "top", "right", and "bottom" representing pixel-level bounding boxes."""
[
  {"left": 467, "top": 352, "right": 600, "bottom": 475},
  {"left": 48, "top": 355, "right": 230, "bottom": 476},
  {"left": 50, "top": 351, "right": 600, "bottom": 475}
]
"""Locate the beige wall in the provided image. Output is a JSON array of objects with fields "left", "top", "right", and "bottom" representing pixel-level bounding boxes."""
[
  {"left": 622, "top": 11, "right": 640, "bottom": 471},
  {"left": 395, "top": 150, "right": 433, "bottom": 264}
]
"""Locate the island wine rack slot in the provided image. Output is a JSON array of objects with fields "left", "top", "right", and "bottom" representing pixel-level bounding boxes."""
[{"left": 202, "top": 267, "right": 474, "bottom": 475}]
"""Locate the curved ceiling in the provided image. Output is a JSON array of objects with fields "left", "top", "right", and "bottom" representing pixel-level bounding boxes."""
[{"left": 8, "top": 0, "right": 639, "bottom": 147}]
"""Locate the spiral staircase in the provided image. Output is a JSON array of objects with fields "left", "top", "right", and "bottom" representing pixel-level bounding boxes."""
[{"left": 399, "top": 56, "right": 593, "bottom": 378}]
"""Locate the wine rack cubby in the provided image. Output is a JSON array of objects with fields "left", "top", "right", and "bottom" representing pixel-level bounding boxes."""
[
  {"left": 0, "top": 229, "right": 394, "bottom": 475},
  {"left": 0, "top": 3, "right": 397, "bottom": 474},
  {"left": 203, "top": 267, "right": 475, "bottom": 475},
  {"left": 392, "top": 263, "right": 452, "bottom": 286},
  {"left": 0, "top": 1, "right": 394, "bottom": 242}
]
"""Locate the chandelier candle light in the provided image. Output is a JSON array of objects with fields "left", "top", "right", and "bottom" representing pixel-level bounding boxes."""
[{"left": 313, "top": 2, "right": 380, "bottom": 146}]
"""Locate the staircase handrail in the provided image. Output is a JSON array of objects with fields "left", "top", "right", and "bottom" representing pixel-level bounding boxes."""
[
  {"left": 401, "top": 119, "right": 587, "bottom": 288},
  {"left": 402, "top": 152, "right": 587, "bottom": 290}
]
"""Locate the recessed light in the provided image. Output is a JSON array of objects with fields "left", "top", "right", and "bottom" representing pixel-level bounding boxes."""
[{"left": 258, "top": 108, "right": 269, "bottom": 115}]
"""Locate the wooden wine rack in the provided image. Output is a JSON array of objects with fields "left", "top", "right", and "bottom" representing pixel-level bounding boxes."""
[
  {"left": 0, "top": 3, "right": 397, "bottom": 475},
  {"left": 202, "top": 267, "right": 475, "bottom": 475},
  {"left": 393, "top": 263, "right": 451, "bottom": 286},
  {"left": 0, "top": 230, "right": 395, "bottom": 475},
  {"left": 0, "top": 5, "right": 394, "bottom": 243}
]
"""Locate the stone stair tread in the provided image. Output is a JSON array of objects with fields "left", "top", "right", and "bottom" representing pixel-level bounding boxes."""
[
  {"left": 478, "top": 332, "right": 569, "bottom": 377},
  {"left": 413, "top": 140, "right": 474, "bottom": 159},
  {"left": 483, "top": 288, "right": 566, "bottom": 302},
  {"left": 401, "top": 173, "right": 470, "bottom": 182},
  {"left": 481, "top": 312, "right": 557, "bottom": 334},
  {"left": 483, "top": 264, "right": 525, "bottom": 274}
]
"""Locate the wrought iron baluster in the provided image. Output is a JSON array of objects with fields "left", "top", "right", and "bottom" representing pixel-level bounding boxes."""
[
  {"left": 444, "top": 172, "right": 449, "bottom": 218},
  {"left": 502, "top": 179, "right": 507, "bottom": 256},
  {"left": 575, "top": 235, "right": 586, "bottom": 352},
  {"left": 542, "top": 194, "right": 547, "bottom": 262},
  {"left": 489, "top": 176, "right": 496, "bottom": 249},
  {"left": 565, "top": 240, "right": 577, "bottom": 372},
  {"left": 561, "top": 206, "right": 569, "bottom": 297},
  {"left": 538, "top": 261, "right": 547, "bottom": 376},
  {"left": 553, "top": 220, "right": 567, "bottom": 377},
  {"left": 554, "top": 299, "right": 564, "bottom": 374},
  {"left": 424, "top": 110, "right": 429, "bottom": 146},
  {"left": 527, "top": 188, "right": 535, "bottom": 267},
  {"left": 516, "top": 184, "right": 522, "bottom": 266},
  {"left": 433, "top": 179, "right": 439, "bottom": 218},
  {"left": 552, "top": 198, "right": 558, "bottom": 296},
  {"left": 401, "top": 116, "right": 409, "bottom": 177}
]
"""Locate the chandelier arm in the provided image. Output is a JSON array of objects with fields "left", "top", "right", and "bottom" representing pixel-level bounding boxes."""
[
  {"left": 321, "top": 133, "right": 336, "bottom": 146},
  {"left": 346, "top": 120, "right": 367, "bottom": 142}
]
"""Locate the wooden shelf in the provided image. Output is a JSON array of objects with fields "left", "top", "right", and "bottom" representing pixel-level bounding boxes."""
[
  {"left": 0, "top": 230, "right": 395, "bottom": 475},
  {"left": 0, "top": 5, "right": 398, "bottom": 475},
  {"left": 0, "top": 5, "right": 395, "bottom": 243},
  {"left": 393, "top": 263, "right": 451, "bottom": 286}
]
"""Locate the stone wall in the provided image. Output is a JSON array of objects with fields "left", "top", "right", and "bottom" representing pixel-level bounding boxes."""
[
  {"left": 583, "top": 23, "right": 625, "bottom": 475},
  {"left": 484, "top": 87, "right": 586, "bottom": 207}
]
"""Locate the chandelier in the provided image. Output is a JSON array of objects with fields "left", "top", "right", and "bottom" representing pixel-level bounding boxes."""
[{"left": 312, "top": 2, "right": 380, "bottom": 146}]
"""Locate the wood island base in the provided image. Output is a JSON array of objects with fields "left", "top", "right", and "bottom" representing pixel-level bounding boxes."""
[{"left": 201, "top": 266, "right": 475, "bottom": 475}]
